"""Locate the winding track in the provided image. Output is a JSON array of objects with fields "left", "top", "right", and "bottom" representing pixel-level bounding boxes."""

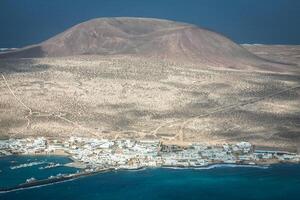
[
  {"left": 176, "top": 85, "right": 300, "bottom": 141},
  {"left": 1, "top": 73, "right": 99, "bottom": 137},
  {"left": 2, "top": 72, "right": 299, "bottom": 141},
  {"left": 1, "top": 73, "right": 32, "bottom": 129}
]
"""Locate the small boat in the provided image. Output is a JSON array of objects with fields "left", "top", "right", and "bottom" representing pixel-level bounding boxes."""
[
  {"left": 39, "top": 163, "right": 61, "bottom": 170},
  {"left": 10, "top": 161, "right": 45, "bottom": 170},
  {"left": 26, "top": 177, "right": 36, "bottom": 183}
]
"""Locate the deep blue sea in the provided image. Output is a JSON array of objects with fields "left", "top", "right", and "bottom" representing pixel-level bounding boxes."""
[
  {"left": 1, "top": 0, "right": 300, "bottom": 47},
  {"left": 1, "top": 156, "right": 300, "bottom": 200}
]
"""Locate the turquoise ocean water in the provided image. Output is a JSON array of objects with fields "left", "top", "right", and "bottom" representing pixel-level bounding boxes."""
[{"left": 1, "top": 156, "right": 300, "bottom": 200}]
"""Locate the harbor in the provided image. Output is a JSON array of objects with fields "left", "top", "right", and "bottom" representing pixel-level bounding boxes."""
[
  {"left": 1, "top": 162, "right": 300, "bottom": 200},
  {"left": 1, "top": 137, "right": 300, "bottom": 171},
  {"left": 1, "top": 137, "right": 299, "bottom": 170},
  {"left": 1, "top": 137, "right": 300, "bottom": 193}
]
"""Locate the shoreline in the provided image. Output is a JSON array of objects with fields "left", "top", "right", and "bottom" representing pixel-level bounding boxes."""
[
  {"left": 1, "top": 160, "right": 300, "bottom": 194},
  {"left": 1, "top": 137, "right": 299, "bottom": 192},
  {"left": 1, "top": 153, "right": 300, "bottom": 194},
  {"left": 1, "top": 152, "right": 296, "bottom": 169}
]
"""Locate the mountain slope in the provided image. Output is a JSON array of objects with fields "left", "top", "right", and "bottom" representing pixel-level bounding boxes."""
[{"left": 0, "top": 17, "right": 296, "bottom": 72}]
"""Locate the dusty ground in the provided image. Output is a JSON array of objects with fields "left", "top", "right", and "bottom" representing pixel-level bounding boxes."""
[{"left": 0, "top": 45, "right": 299, "bottom": 151}]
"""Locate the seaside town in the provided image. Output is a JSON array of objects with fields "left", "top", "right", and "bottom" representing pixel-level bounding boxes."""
[{"left": 1, "top": 137, "right": 299, "bottom": 171}]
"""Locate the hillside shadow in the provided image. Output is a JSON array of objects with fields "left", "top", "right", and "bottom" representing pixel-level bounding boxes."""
[{"left": 0, "top": 58, "right": 50, "bottom": 74}]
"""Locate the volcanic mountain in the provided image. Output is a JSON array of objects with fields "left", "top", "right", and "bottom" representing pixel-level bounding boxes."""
[{"left": 0, "top": 17, "right": 293, "bottom": 71}]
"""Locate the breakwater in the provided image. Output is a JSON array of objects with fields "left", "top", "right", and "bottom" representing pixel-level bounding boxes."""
[{"left": 0, "top": 168, "right": 112, "bottom": 193}]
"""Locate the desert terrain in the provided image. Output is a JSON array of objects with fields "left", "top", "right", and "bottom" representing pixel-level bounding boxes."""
[{"left": 0, "top": 18, "right": 299, "bottom": 151}]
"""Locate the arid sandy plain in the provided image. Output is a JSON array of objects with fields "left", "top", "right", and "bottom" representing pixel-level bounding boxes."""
[{"left": 0, "top": 45, "right": 299, "bottom": 152}]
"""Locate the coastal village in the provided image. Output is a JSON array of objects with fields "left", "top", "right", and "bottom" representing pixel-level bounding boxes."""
[{"left": 1, "top": 137, "right": 299, "bottom": 171}]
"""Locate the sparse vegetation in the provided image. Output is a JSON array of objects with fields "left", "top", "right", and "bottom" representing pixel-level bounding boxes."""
[{"left": 0, "top": 50, "right": 299, "bottom": 150}]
